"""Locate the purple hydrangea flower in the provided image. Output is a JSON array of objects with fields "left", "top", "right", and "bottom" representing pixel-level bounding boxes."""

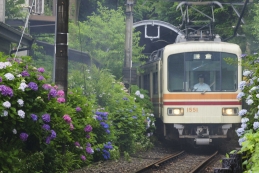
[
  {"left": 50, "top": 130, "right": 56, "bottom": 139},
  {"left": 76, "top": 107, "right": 81, "bottom": 112},
  {"left": 46, "top": 136, "right": 51, "bottom": 144},
  {"left": 0, "top": 77, "right": 2, "bottom": 82},
  {"left": 74, "top": 142, "right": 80, "bottom": 147},
  {"left": 42, "top": 84, "right": 52, "bottom": 90},
  {"left": 81, "top": 155, "right": 86, "bottom": 161},
  {"left": 63, "top": 114, "right": 72, "bottom": 123},
  {"left": 38, "top": 67, "right": 45, "bottom": 73},
  {"left": 28, "top": 82, "right": 38, "bottom": 91},
  {"left": 86, "top": 147, "right": 94, "bottom": 154},
  {"left": 87, "top": 143, "right": 91, "bottom": 147},
  {"left": 0, "top": 85, "right": 13, "bottom": 97},
  {"left": 84, "top": 125, "right": 92, "bottom": 132},
  {"left": 48, "top": 88, "right": 57, "bottom": 99},
  {"left": 42, "top": 114, "right": 50, "bottom": 123},
  {"left": 31, "top": 114, "right": 38, "bottom": 121},
  {"left": 42, "top": 124, "right": 50, "bottom": 131},
  {"left": 21, "top": 71, "right": 30, "bottom": 77},
  {"left": 20, "top": 133, "right": 29, "bottom": 141},
  {"left": 86, "top": 134, "right": 90, "bottom": 139},
  {"left": 38, "top": 75, "right": 45, "bottom": 81}
]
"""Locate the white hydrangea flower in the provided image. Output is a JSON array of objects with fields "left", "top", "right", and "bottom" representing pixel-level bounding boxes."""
[
  {"left": 4, "top": 73, "right": 15, "bottom": 80},
  {"left": 253, "top": 122, "right": 259, "bottom": 130},
  {"left": 243, "top": 70, "right": 251, "bottom": 76},
  {"left": 256, "top": 94, "right": 259, "bottom": 99},
  {"left": 17, "top": 99, "right": 24, "bottom": 106},
  {"left": 18, "top": 82, "right": 28, "bottom": 91},
  {"left": 150, "top": 113, "right": 154, "bottom": 117},
  {"left": 3, "top": 101, "right": 11, "bottom": 108},
  {"left": 238, "top": 137, "right": 246, "bottom": 146},
  {"left": 252, "top": 76, "right": 257, "bottom": 81},
  {"left": 238, "top": 109, "right": 247, "bottom": 116},
  {"left": 237, "top": 92, "right": 245, "bottom": 99},
  {"left": 139, "top": 94, "right": 144, "bottom": 99},
  {"left": 4, "top": 62, "right": 12, "bottom": 67},
  {"left": 236, "top": 128, "right": 245, "bottom": 136},
  {"left": 241, "top": 123, "right": 247, "bottom": 129},
  {"left": 18, "top": 110, "right": 25, "bottom": 118},
  {"left": 12, "top": 129, "right": 17, "bottom": 134},
  {"left": 241, "top": 117, "right": 249, "bottom": 123},
  {"left": 3, "top": 110, "right": 8, "bottom": 116},
  {"left": 135, "top": 90, "right": 140, "bottom": 96},
  {"left": 0, "top": 62, "right": 5, "bottom": 69},
  {"left": 16, "top": 74, "right": 22, "bottom": 77},
  {"left": 238, "top": 81, "right": 247, "bottom": 90},
  {"left": 246, "top": 99, "right": 254, "bottom": 105},
  {"left": 255, "top": 114, "right": 259, "bottom": 119}
]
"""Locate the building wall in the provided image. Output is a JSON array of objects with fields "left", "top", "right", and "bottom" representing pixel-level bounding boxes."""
[{"left": 0, "top": 0, "right": 5, "bottom": 23}]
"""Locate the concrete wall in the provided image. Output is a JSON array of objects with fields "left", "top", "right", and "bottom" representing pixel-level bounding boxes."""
[{"left": 0, "top": 0, "right": 5, "bottom": 23}]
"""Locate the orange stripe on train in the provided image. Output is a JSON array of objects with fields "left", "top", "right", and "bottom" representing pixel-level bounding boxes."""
[{"left": 163, "top": 93, "right": 237, "bottom": 100}]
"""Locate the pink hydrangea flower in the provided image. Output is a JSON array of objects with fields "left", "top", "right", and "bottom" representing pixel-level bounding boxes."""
[
  {"left": 70, "top": 123, "right": 74, "bottom": 130},
  {"left": 57, "top": 90, "right": 65, "bottom": 97},
  {"left": 63, "top": 114, "right": 71, "bottom": 123},
  {"left": 57, "top": 97, "right": 65, "bottom": 103}
]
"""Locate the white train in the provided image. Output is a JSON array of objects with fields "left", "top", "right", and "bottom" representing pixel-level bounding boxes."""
[{"left": 137, "top": 36, "right": 242, "bottom": 145}]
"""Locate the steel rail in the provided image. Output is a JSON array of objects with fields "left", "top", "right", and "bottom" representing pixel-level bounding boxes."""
[
  {"left": 189, "top": 150, "right": 218, "bottom": 173},
  {"left": 135, "top": 150, "right": 185, "bottom": 173}
]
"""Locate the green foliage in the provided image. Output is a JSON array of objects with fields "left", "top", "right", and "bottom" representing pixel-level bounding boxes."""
[
  {"left": 69, "top": 2, "right": 145, "bottom": 79},
  {"left": 68, "top": 63, "right": 155, "bottom": 154},
  {"left": 123, "top": 151, "right": 131, "bottom": 162},
  {"left": 5, "top": 0, "right": 26, "bottom": 19}
]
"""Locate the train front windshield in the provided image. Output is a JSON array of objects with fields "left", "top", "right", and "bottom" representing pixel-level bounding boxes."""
[{"left": 168, "top": 52, "right": 238, "bottom": 92}]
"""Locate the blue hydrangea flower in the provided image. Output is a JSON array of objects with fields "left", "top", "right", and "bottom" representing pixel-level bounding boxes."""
[
  {"left": 42, "top": 124, "right": 50, "bottom": 131},
  {"left": 28, "top": 82, "right": 38, "bottom": 91},
  {"left": 50, "top": 130, "right": 56, "bottom": 139},
  {"left": 42, "top": 114, "right": 50, "bottom": 122},
  {"left": 238, "top": 109, "right": 247, "bottom": 116},
  {"left": 31, "top": 114, "right": 38, "bottom": 121},
  {"left": 238, "top": 81, "right": 247, "bottom": 90},
  {"left": 237, "top": 92, "right": 245, "bottom": 99},
  {"left": 236, "top": 128, "right": 245, "bottom": 136}
]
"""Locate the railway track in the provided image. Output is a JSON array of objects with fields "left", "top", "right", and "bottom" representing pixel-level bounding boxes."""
[{"left": 135, "top": 150, "right": 218, "bottom": 173}]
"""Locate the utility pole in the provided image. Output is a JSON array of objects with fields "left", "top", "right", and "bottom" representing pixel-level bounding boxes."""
[
  {"left": 54, "top": 0, "right": 69, "bottom": 96},
  {"left": 123, "top": 0, "right": 135, "bottom": 88}
]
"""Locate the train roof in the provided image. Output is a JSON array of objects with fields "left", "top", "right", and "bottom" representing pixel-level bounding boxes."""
[{"left": 164, "top": 41, "right": 242, "bottom": 56}]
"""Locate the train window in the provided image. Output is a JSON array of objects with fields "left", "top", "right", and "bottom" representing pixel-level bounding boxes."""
[
  {"left": 143, "top": 74, "right": 150, "bottom": 94},
  {"left": 153, "top": 72, "right": 158, "bottom": 94},
  {"left": 167, "top": 52, "right": 238, "bottom": 92},
  {"left": 168, "top": 53, "right": 184, "bottom": 92}
]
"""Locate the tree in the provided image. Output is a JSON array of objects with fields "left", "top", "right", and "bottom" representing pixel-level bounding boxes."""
[
  {"left": 69, "top": 2, "right": 145, "bottom": 79},
  {"left": 5, "top": 0, "right": 26, "bottom": 19}
]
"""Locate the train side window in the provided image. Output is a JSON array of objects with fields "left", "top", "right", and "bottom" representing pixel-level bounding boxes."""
[
  {"left": 153, "top": 72, "right": 158, "bottom": 94},
  {"left": 143, "top": 74, "right": 150, "bottom": 94},
  {"left": 221, "top": 53, "right": 238, "bottom": 91}
]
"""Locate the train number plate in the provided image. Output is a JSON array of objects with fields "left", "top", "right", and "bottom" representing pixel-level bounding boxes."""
[{"left": 186, "top": 107, "right": 198, "bottom": 112}]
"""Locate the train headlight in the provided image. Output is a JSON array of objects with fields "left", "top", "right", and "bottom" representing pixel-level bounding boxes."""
[
  {"left": 168, "top": 108, "right": 184, "bottom": 116},
  {"left": 222, "top": 108, "right": 239, "bottom": 116}
]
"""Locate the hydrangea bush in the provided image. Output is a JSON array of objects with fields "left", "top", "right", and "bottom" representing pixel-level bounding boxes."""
[
  {"left": 0, "top": 53, "right": 114, "bottom": 172},
  {"left": 0, "top": 53, "right": 156, "bottom": 172},
  {"left": 235, "top": 53, "right": 259, "bottom": 172}
]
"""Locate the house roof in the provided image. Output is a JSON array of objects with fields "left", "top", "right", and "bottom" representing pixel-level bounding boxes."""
[
  {"left": 0, "top": 22, "right": 34, "bottom": 47},
  {"left": 35, "top": 40, "right": 101, "bottom": 67}
]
